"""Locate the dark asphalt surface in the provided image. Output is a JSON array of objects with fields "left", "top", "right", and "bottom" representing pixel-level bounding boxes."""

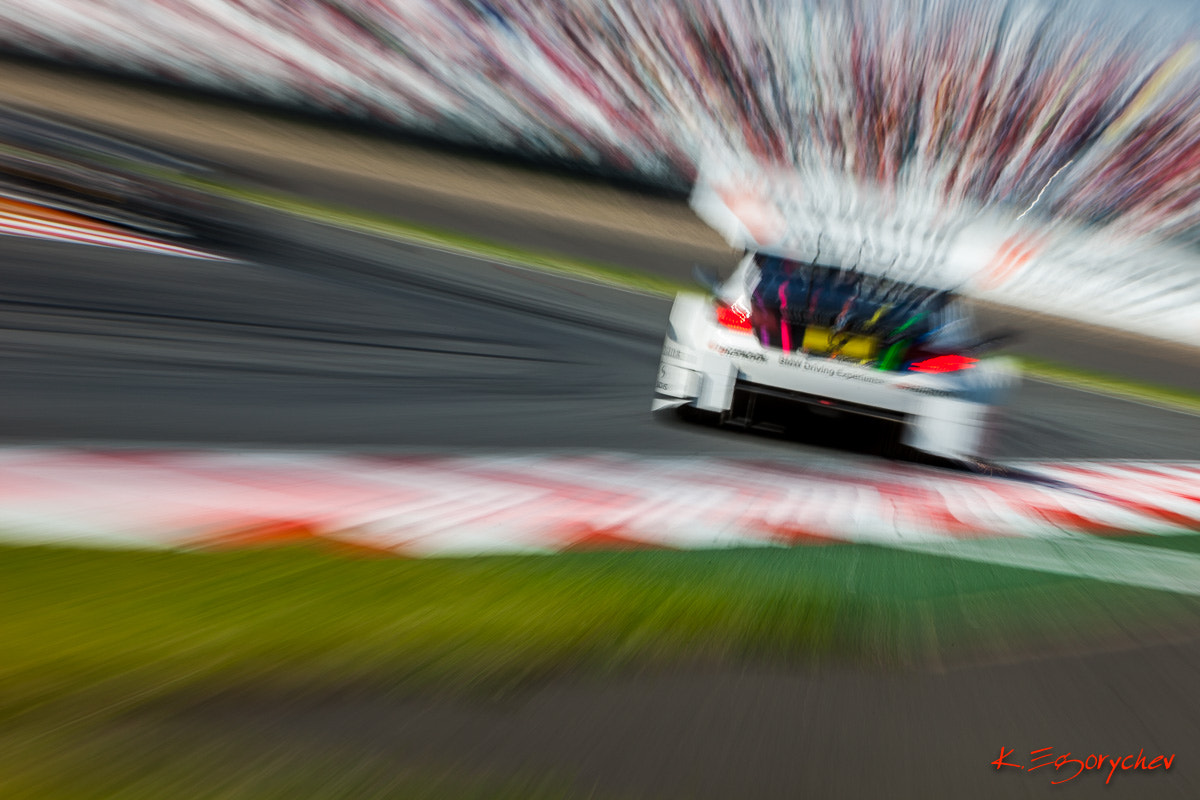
[
  {"left": 211, "top": 144, "right": 1200, "bottom": 396},
  {"left": 175, "top": 640, "right": 1200, "bottom": 800},
  {"left": 3, "top": 211, "right": 1200, "bottom": 461}
]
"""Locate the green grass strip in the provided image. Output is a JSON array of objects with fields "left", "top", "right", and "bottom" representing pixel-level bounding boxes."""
[
  {"left": 0, "top": 540, "right": 1195, "bottom": 797},
  {"left": 1018, "top": 356, "right": 1200, "bottom": 415},
  {"left": 0, "top": 541, "right": 1192, "bottom": 701}
]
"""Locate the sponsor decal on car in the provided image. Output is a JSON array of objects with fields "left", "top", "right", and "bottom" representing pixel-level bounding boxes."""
[
  {"left": 777, "top": 354, "right": 961, "bottom": 396},
  {"left": 897, "top": 385, "right": 958, "bottom": 397},
  {"left": 655, "top": 362, "right": 697, "bottom": 396},
  {"left": 662, "top": 343, "right": 688, "bottom": 361},
  {"left": 779, "top": 354, "right": 887, "bottom": 384},
  {"left": 708, "top": 342, "right": 768, "bottom": 362}
]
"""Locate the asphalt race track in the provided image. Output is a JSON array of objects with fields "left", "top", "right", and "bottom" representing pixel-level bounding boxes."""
[
  {"left": 217, "top": 144, "right": 1200, "bottom": 398},
  {"left": 2, "top": 209, "right": 1200, "bottom": 463},
  {"left": 4, "top": 147, "right": 1200, "bottom": 798}
]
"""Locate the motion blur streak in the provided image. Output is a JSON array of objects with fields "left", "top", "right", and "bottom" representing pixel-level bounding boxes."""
[
  {"left": 1, "top": 8, "right": 1200, "bottom": 795},
  {"left": 1, "top": 449, "right": 1197, "bottom": 560},
  {"left": 0, "top": 199, "right": 233, "bottom": 259},
  {"left": 2, "top": 0, "right": 1200, "bottom": 243}
]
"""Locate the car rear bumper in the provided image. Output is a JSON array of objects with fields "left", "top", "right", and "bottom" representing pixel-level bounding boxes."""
[{"left": 653, "top": 294, "right": 1019, "bottom": 459}]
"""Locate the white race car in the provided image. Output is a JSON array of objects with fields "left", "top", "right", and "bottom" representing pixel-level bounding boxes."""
[{"left": 653, "top": 249, "right": 1020, "bottom": 461}]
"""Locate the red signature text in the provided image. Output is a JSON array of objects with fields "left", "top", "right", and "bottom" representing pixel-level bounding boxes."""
[{"left": 992, "top": 747, "right": 1175, "bottom": 784}]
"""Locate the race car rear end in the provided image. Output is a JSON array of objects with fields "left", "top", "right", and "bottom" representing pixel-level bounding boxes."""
[{"left": 654, "top": 251, "right": 1019, "bottom": 460}]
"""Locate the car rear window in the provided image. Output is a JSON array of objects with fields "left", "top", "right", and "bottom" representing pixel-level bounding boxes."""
[{"left": 749, "top": 253, "right": 948, "bottom": 339}]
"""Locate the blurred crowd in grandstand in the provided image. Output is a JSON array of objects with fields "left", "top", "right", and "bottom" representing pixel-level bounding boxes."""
[{"left": 2, "top": 0, "right": 1200, "bottom": 242}]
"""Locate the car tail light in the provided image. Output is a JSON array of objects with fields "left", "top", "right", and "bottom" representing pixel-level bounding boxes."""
[
  {"left": 908, "top": 354, "right": 978, "bottom": 373},
  {"left": 715, "top": 302, "right": 752, "bottom": 333}
]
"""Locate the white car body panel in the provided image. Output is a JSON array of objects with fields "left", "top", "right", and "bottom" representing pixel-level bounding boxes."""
[{"left": 653, "top": 255, "right": 1020, "bottom": 461}]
